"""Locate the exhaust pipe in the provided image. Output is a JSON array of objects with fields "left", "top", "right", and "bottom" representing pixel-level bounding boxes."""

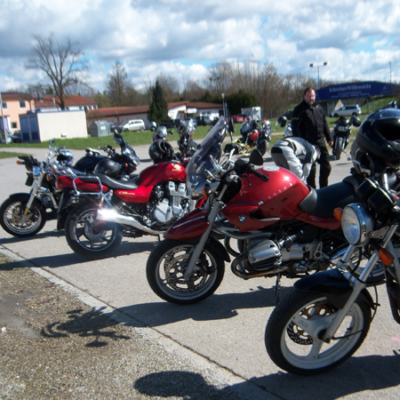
[{"left": 97, "top": 208, "right": 164, "bottom": 235}]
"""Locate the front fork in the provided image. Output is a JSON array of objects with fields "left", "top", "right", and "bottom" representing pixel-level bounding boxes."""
[
  {"left": 23, "top": 171, "right": 45, "bottom": 217},
  {"left": 322, "top": 225, "right": 399, "bottom": 342}
]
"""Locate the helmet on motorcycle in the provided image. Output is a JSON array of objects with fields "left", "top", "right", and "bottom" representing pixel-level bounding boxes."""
[
  {"left": 349, "top": 114, "right": 361, "bottom": 127},
  {"left": 155, "top": 126, "right": 168, "bottom": 140},
  {"left": 277, "top": 115, "right": 288, "bottom": 128},
  {"left": 150, "top": 121, "right": 158, "bottom": 131},
  {"left": 93, "top": 158, "right": 122, "bottom": 178},
  {"left": 262, "top": 120, "right": 271, "bottom": 129},
  {"left": 355, "top": 108, "right": 400, "bottom": 169},
  {"left": 57, "top": 149, "right": 74, "bottom": 166},
  {"left": 149, "top": 140, "right": 174, "bottom": 163}
]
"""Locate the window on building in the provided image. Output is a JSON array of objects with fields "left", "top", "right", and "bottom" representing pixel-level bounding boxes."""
[
  {"left": 11, "top": 122, "right": 17, "bottom": 129},
  {"left": 19, "top": 101, "right": 26, "bottom": 108},
  {"left": 2, "top": 102, "right": 7, "bottom": 109}
]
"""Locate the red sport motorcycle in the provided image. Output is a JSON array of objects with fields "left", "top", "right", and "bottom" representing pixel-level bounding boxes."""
[
  {"left": 60, "top": 132, "right": 192, "bottom": 260},
  {"left": 146, "top": 117, "right": 364, "bottom": 304}
]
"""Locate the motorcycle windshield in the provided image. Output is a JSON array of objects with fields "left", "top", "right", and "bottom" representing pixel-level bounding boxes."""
[
  {"left": 123, "top": 143, "right": 141, "bottom": 167},
  {"left": 186, "top": 117, "right": 226, "bottom": 195},
  {"left": 181, "top": 119, "right": 195, "bottom": 135}
]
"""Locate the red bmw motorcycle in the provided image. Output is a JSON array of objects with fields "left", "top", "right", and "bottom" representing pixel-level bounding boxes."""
[
  {"left": 146, "top": 117, "right": 363, "bottom": 304},
  {"left": 57, "top": 133, "right": 191, "bottom": 260}
]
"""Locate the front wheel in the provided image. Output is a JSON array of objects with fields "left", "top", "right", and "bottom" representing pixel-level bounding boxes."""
[
  {"left": 146, "top": 239, "right": 225, "bottom": 304},
  {"left": 335, "top": 137, "right": 343, "bottom": 160},
  {"left": 265, "top": 290, "right": 371, "bottom": 375},
  {"left": 65, "top": 204, "right": 123, "bottom": 260},
  {"left": 0, "top": 196, "right": 46, "bottom": 237},
  {"left": 257, "top": 140, "right": 267, "bottom": 156}
]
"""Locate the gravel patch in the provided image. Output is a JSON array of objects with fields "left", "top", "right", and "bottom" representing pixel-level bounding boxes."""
[{"left": 0, "top": 253, "right": 248, "bottom": 400}]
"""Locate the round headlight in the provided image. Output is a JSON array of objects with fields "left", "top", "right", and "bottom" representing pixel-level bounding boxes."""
[{"left": 341, "top": 204, "right": 374, "bottom": 246}]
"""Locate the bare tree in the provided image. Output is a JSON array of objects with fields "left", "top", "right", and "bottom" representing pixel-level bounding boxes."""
[
  {"left": 27, "top": 34, "right": 88, "bottom": 110},
  {"left": 106, "top": 61, "right": 131, "bottom": 107}
]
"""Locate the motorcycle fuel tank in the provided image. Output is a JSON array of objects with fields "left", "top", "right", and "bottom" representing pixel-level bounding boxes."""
[
  {"left": 139, "top": 161, "right": 186, "bottom": 186},
  {"left": 222, "top": 166, "right": 310, "bottom": 232}
]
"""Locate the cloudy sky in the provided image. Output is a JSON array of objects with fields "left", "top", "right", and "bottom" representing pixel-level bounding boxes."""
[{"left": 1, "top": 0, "right": 399, "bottom": 94}]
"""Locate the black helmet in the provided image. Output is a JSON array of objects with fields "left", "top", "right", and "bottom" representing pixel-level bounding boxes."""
[
  {"left": 57, "top": 149, "right": 74, "bottom": 166},
  {"left": 349, "top": 114, "right": 361, "bottom": 127},
  {"left": 149, "top": 140, "right": 174, "bottom": 163},
  {"left": 356, "top": 108, "right": 400, "bottom": 169},
  {"left": 277, "top": 115, "right": 288, "bottom": 128},
  {"left": 94, "top": 158, "right": 122, "bottom": 178}
]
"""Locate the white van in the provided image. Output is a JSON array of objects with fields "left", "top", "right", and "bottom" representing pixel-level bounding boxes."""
[{"left": 121, "top": 119, "right": 145, "bottom": 132}]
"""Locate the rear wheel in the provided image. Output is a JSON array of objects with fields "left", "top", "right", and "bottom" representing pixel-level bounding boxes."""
[
  {"left": 0, "top": 196, "right": 46, "bottom": 237},
  {"left": 265, "top": 290, "right": 371, "bottom": 375},
  {"left": 65, "top": 204, "right": 123, "bottom": 259}
]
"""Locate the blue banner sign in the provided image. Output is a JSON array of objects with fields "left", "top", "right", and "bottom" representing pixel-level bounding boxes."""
[{"left": 316, "top": 81, "right": 400, "bottom": 101}]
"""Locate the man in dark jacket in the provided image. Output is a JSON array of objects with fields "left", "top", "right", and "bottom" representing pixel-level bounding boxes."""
[{"left": 292, "top": 87, "right": 333, "bottom": 188}]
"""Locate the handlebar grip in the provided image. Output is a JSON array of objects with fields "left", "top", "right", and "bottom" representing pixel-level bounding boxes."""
[{"left": 250, "top": 167, "right": 269, "bottom": 182}]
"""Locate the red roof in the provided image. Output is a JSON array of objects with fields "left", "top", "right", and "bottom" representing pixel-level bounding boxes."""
[{"left": 34, "top": 95, "right": 97, "bottom": 107}]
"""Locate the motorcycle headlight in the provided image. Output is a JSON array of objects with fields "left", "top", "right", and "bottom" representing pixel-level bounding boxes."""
[{"left": 341, "top": 204, "right": 374, "bottom": 246}]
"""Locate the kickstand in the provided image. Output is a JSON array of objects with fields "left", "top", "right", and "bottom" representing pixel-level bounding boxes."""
[{"left": 275, "top": 273, "right": 282, "bottom": 304}]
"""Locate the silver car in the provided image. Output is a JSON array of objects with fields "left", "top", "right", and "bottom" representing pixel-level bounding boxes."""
[{"left": 331, "top": 104, "right": 362, "bottom": 118}]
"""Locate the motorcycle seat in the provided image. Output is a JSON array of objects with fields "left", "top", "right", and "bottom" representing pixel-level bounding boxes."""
[
  {"left": 299, "top": 177, "right": 361, "bottom": 218},
  {"left": 80, "top": 173, "right": 140, "bottom": 190}
]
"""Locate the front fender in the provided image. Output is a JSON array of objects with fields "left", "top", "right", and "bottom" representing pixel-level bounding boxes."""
[
  {"left": 164, "top": 208, "right": 209, "bottom": 240},
  {"left": 9, "top": 192, "right": 34, "bottom": 202},
  {"left": 294, "top": 269, "right": 374, "bottom": 310}
]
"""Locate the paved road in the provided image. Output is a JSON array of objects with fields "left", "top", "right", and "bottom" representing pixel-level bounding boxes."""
[{"left": 1, "top": 143, "right": 400, "bottom": 399}]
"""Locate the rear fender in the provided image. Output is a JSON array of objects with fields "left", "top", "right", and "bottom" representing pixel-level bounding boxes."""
[{"left": 294, "top": 269, "right": 374, "bottom": 309}]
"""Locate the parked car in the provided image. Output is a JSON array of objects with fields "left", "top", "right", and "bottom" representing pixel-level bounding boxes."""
[
  {"left": 109, "top": 122, "right": 120, "bottom": 132},
  {"left": 121, "top": 119, "right": 145, "bottom": 132},
  {"left": 8, "top": 130, "right": 22, "bottom": 143},
  {"left": 161, "top": 119, "right": 181, "bottom": 129},
  {"left": 232, "top": 114, "right": 246, "bottom": 123},
  {"left": 331, "top": 104, "right": 362, "bottom": 118}
]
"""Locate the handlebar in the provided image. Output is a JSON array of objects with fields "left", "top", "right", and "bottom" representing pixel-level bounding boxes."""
[{"left": 234, "top": 159, "right": 269, "bottom": 182}]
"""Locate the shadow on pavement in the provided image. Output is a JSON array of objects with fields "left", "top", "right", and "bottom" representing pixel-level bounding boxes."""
[
  {"left": 117, "top": 285, "right": 294, "bottom": 325},
  {"left": 134, "top": 354, "right": 400, "bottom": 400}
]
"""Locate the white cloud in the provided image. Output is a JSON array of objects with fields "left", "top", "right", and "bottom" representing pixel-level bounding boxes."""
[{"left": 0, "top": 0, "right": 399, "bottom": 92}]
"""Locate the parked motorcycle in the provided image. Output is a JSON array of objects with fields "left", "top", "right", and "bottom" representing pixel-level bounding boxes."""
[
  {"left": 264, "top": 107, "right": 400, "bottom": 375},
  {"left": 64, "top": 132, "right": 192, "bottom": 260},
  {"left": 226, "top": 113, "right": 271, "bottom": 156},
  {"left": 331, "top": 114, "right": 361, "bottom": 160},
  {"left": 145, "top": 117, "right": 366, "bottom": 305},
  {"left": 0, "top": 140, "right": 109, "bottom": 237},
  {"left": 152, "top": 126, "right": 174, "bottom": 142},
  {"left": 176, "top": 119, "right": 199, "bottom": 159}
]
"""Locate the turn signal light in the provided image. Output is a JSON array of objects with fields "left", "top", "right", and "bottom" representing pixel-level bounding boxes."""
[
  {"left": 334, "top": 208, "right": 343, "bottom": 222},
  {"left": 378, "top": 248, "right": 394, "bottom": 266},
  {"left": 202, "top": 188, "right": 208, "bottom": 199}
]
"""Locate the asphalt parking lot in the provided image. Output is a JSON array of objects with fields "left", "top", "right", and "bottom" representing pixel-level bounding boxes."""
[{"left": 1, "top": 142, "right": 400, "bottom": 399}]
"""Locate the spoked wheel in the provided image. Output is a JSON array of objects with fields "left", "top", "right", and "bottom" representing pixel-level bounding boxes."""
[
  {"left": 65, "top": 204, "right": 123, "bottom": 260},
  {"left": 265, "top": 290, "right": 371, "bottom": 375},
  {"left": 146, "top": 239, "right": 225, "bottom": 304},
  {"left": 0, "top": 197, "right": 46, "bottom": 237}
]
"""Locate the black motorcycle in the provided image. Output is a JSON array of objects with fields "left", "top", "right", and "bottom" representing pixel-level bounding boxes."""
[
  {"left": 332, "top": 114, "right": 361, "bottom": 160},
  {"left": 0, "top": 139, "right": 122, "bottom": 237}
]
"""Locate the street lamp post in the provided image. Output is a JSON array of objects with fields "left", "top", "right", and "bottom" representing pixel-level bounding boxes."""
[
  {"left": 390, "top": 61, "right": 392, "bottom": 83},
  {"left": 222, "top": 93, "right": 225, "bottom": 118},
  {"left": 309, "top": 62, "right": 328, "bottom": 89}
]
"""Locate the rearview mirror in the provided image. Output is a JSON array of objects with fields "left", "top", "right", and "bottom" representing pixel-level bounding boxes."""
[{"left": 249, "top": 149, "right": 264, "bottom": 166}]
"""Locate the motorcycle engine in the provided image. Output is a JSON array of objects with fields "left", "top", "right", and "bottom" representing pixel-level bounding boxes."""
[{"left": 148, "top": 182, "right": 189, "bottom": 224}]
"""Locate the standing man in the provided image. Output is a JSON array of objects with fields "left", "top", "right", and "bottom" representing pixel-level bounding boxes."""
[{"left": 292, "top": 87, "right": 333, "bottom": 188}]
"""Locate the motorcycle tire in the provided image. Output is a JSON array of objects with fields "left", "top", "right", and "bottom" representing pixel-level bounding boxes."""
[
  {"left": 146, "top": 239, "right": 225, "bottom": 305},
  {"left": 335, "top": 137, "right": 343, "bottom": 161},
  {"left": 257, "top": 140, "right": 267, "bottom": 156},
  {"left": 265, "top": 290, "right": 371, "bottom": 375},
  {"left": 65, "top": 204, "right": 123, "bottom": 260},
  {"left": 0, "top": 196, "right": 46, "bottom": 237}
]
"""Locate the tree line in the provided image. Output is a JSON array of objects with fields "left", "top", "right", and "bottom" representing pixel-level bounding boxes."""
[{"left": 24, "top": 34, "right": 341, "bottom": 119}]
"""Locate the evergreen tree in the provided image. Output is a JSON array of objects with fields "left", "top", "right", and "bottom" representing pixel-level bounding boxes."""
[{"left": 147, "top": 80, "right": 169, "bottom": 123}]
